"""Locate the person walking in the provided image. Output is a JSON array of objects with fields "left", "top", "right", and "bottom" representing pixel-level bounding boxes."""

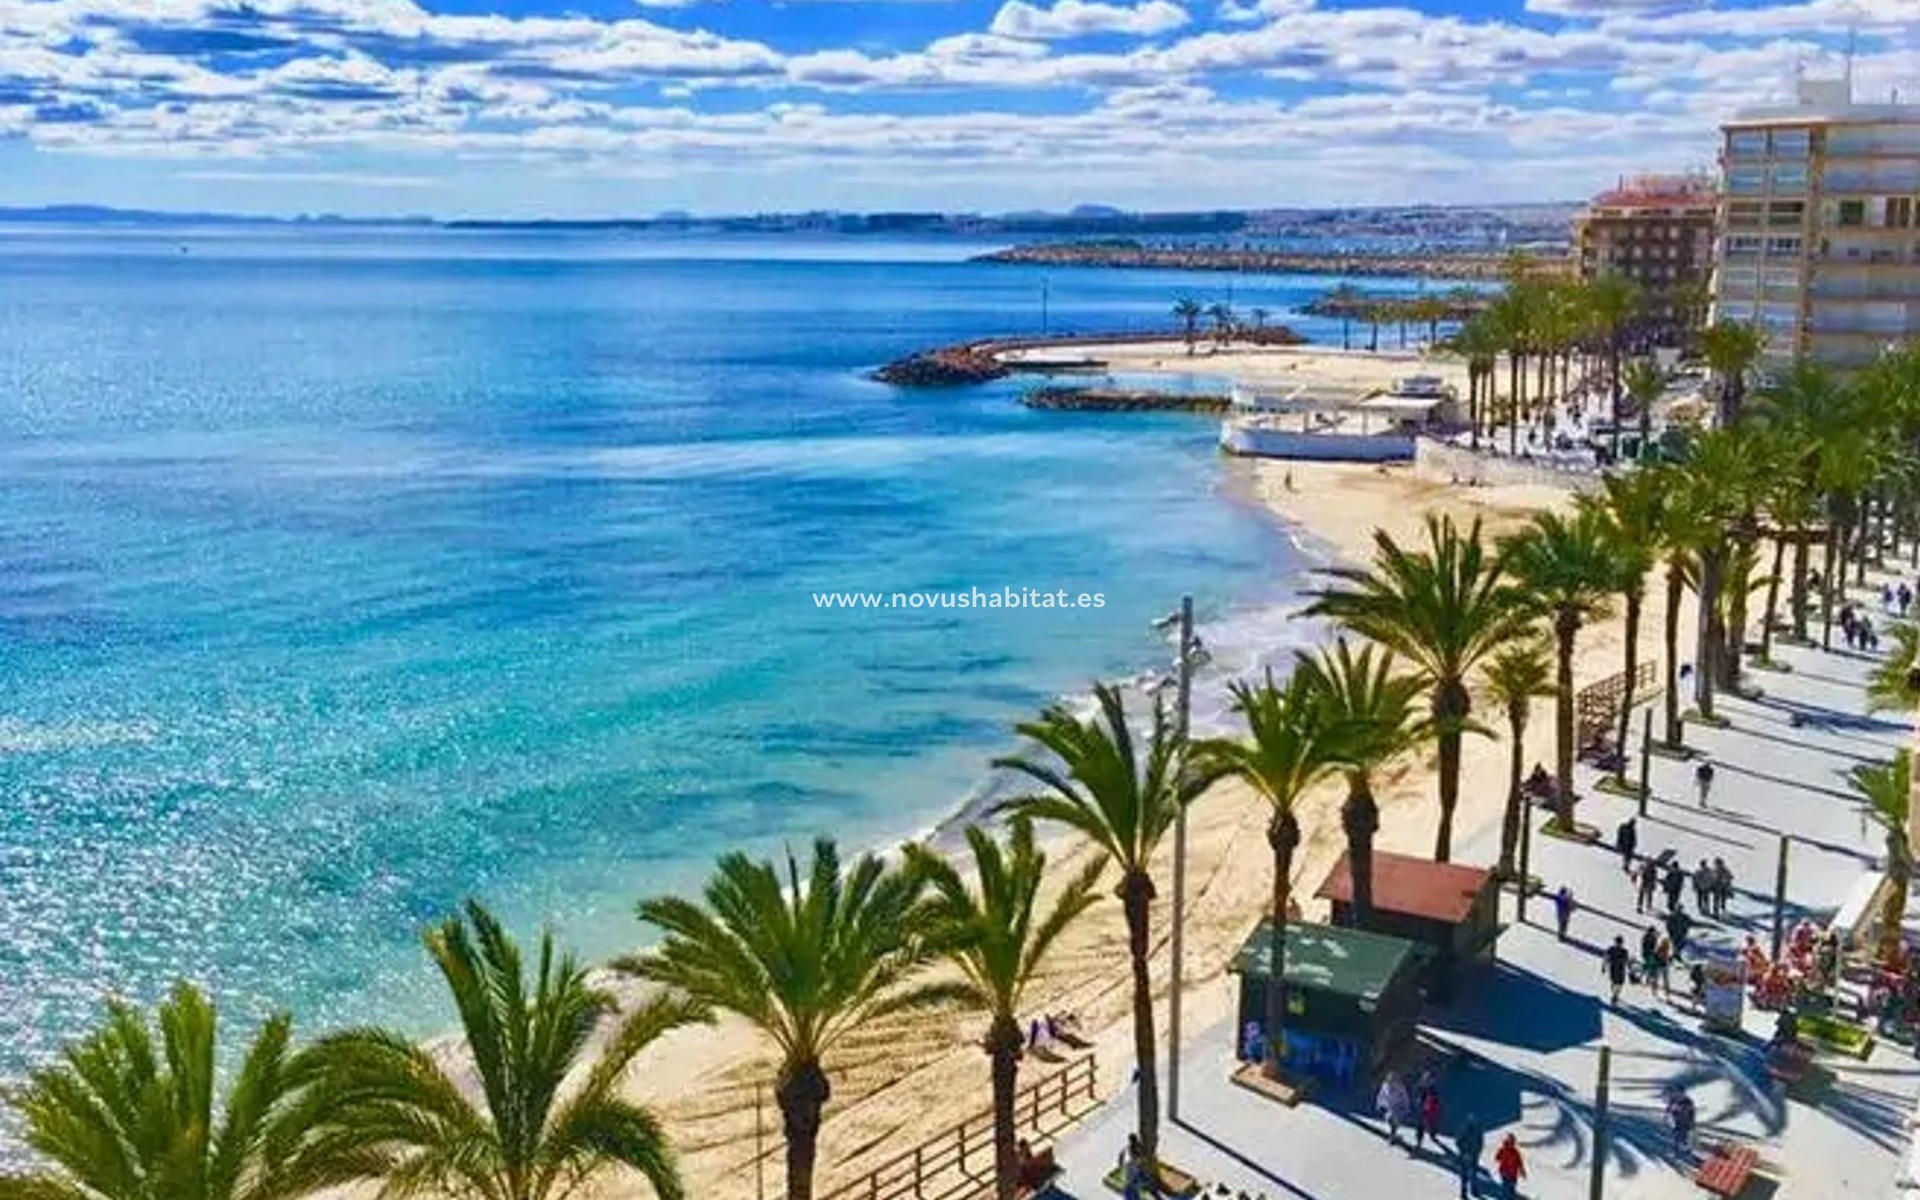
[
  {"left": 1378, "top": 1070, "right": 1411, "bottom": 1145},
  {"left": 1694, "top": 759, "right": 1715, "bottom": 808},
  {"left": 1615, "top": 817, "right": 1638, "bottom": 873},
  {"left": 1495, "top": 1134, "right": 1526, "bottom": 1200},
  {"left": 1455, "top": 1114, "right": 1484, "bottom": 1199},
  {"left": 1640, "top": 925, "right": 1660, "bottom": 991},
  {"left": 1693, "top": 859, "right": 1714, "bottom": 914},
  {"left": 1636, "top": 857, "right": 1659, "bottom": 913},
  {"left": 1418, "top": 1081, "right": 1443, "bottom": 1149},
  {"left": 1664, "top": 905, "right": 1694, "bottom": 962},
  {"left": 1654, "top": 934, "right": 1675, "bottom": 997},
  {"left": 1605, "top": 935, "right": 1631, "bottom": 1005},
  {"left": 1662, "top": 860, "right": 1686, "bottom": 913},
  {"left": 1712, "top": 857, "right": 1734, "bottom": 917},
  {"left": 1553, "top": 885, "right": 1575, "bottom": 941}
]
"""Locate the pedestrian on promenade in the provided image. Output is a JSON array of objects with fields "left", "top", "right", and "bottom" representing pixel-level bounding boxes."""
[
  {"left": 1455, "top": 1114, "right": 1484, "bottom": 1199},
  {"left": 1378, "top": 1070, "right": 1411, "bottom": 1145},
  {"left": 1665, "top": 906, "right": 1694, "bottom": 961},
  {"left": 1418, "top": 1082, "right": 1443, "bottom": 1149},
  {"left": 1693, "top": 859, "right": 1714, "bottom": 913},
  {"left": 1712, "top": 857, "right": 1733, "bottom": 916},
  {"left": 1605, "top": 935, "right": 1631, "bottom": 1005},
  {"left": 1667, "top": 1090, "right": 1697, "bottom": 1155},
  {"left": 1615, "top": 818, "right": 1637, "bottom": 873},
  {"left": 1636, "top": 858, "right": 1659, "bottom": 913},
  {"left": 1495, "top": 1134, "right": 1526, "bottom": 1199},
  {"left": 1640, "top": 926, "right": 1659, "bottom": 990},
  {"left": 1553, "top": 885, "right": 1575, "bottom": 941},
  {"left": 1655, "top": 934, "right": 1675, "bottom": 996},
  {"left": 1662, "top": 860, "right": 1686, "bottom": 912},
  {"left": 1694, "top": 760, "right": 1715, "bottom": 808}
]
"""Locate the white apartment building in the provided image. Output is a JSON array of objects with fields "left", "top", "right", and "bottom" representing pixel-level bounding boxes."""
[{"left": 1711, "top": 78, "right": 1920, "bottom": 368}]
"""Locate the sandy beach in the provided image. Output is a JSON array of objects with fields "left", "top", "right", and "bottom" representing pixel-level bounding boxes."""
[{"left": 598, "top": 437, "right": 1687, "bottom": 1200}]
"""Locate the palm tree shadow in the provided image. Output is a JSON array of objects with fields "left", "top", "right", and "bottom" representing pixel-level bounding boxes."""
[
  {"left": 1166, "top": 1118, "right": 1331, "bottom": 1200},
  {"left": 1422, "top": 961, "right": 1605, "bottom": 1054}
]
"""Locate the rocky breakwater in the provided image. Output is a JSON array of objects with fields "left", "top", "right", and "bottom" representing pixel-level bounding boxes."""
[
  {"left": 871, "top": 345, "right": 1008, "bottom": 386},
  {"left": 1023, "top": 387, "right": 1230, "bottom": 413},
  {"left": 977, "top": 241, "right": 1570, "bottom": 281}
]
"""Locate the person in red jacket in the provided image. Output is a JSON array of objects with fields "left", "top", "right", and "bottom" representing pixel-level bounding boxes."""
[{"left": 1495, "top": 1133, "right": 1526, "bottom": 1199}]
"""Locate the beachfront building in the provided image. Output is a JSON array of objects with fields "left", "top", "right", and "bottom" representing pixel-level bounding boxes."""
[
  {"left": 1711, "top": 78, "right": 1920, "bottom": 368},
  {"left": 1573, "top": 173, "right": 1715, "bottom": 338}
]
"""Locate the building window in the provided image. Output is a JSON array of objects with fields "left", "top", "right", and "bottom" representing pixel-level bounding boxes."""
[
  {"left": 1889, "top": 197, "right": 1915, "bottom": 229},
  {"left": 1769, "top": 163, "right": 1808, "bottom": 190},
  {"left": 1771, "top": 128, "right": 1812, "bottom": 158},
  {"left": 1839, "top": 199, "right": 1866, "bottom": 227},
  {"left": 1768, "top": 201, "right": 1804, "bottom": 224},
  {"left": 1729, "top": 130, "right": 1767, "bottom": 157},
  {"left": 1766, "top": 236, "right": 1801, "bottom": 255},
  {"left": 1728, "top": 166, "right": 1766, "bottom": 195}
]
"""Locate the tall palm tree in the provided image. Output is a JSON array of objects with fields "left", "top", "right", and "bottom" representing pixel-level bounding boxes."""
[
  {"left": 1196, "top": 671, "right": 1338, "bottom": 1080},
  {"left": 1850, "top": 749, "right": 1913, "bottom": 964},
  {"left": 902, "top": 820, "right": 1102, "bottom": 1200},
  {"left": 1670, "top": 427, "right": 1768, "bottom": 710},
  {"left": 1582, "top": 469, "right": 1664, "bottom": 786},
  {"left": 994, "top": 685, "right": 1212, "bottom": 1159},
  {"left": 1500, "top": 508, "right": 1618, "bottom": 828},
  {"left": 1868, "top": 623, "right": 1920, "bottom": 952},
  {"left": 1479, "top": 640, "right": 1555, "bottom": 878},
  {"left": 0, "top": 983, "right": 328, "bottom": 1200},
  {"left": 621, "top": 842, "right": 926, "bottom": 1200},
  {"left": 308, "top": 902, "right": 698, "bottom": 1200},
  {"left": 1584, "top": 274, "right": 1641, "bottom": 456},
  {"left": 1700, "top": 319, "right": 1764, "bottom": 424},
  {"left": 1207, "top": 302, "right": 1236, "bottom": 351},
  {"left": 1623, "top": 358, "right": 1665, "bottom": 459},
  {"left": 1295, "top": 639, "right": 1428, "bottom": 923},
  {"left": 1306, "top": 515, "right": 1530, "bottom": 861},
  {"left": 1327, "top": 283, "right": 1362, "bottom": 351},
  {"left": 1172, "top": 297, "right": 1202, "bottom": 357}
]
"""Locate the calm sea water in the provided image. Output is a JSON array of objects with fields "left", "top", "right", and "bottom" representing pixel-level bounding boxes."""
[{"left": 0, "top": 227, "right": 1432, "bottom": 1092}]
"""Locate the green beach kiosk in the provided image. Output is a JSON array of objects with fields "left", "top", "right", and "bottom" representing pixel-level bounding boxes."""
[{"left": 1228, "top": 919, "right": 1425, "bottom": 1085}]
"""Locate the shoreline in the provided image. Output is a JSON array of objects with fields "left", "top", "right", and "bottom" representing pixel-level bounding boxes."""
[{"left": 602, "top": 439, "right": 1667, "bottom": 1200}]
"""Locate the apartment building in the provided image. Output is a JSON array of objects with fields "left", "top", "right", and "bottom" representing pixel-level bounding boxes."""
[
  {"left": 1574, "top": 174, "right": 1715, "bottom": 335},
  {"left": 1711, "top": 78, "right": 1920, "bottom": 367}
]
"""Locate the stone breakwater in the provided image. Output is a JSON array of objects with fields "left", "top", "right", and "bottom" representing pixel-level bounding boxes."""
[
  {"left": 872, "top": 327, "right": 1302, "bottom": 387},
  {"left": 975, "top": 242, "right": 1571, "bottom": 280},
  {"left": 1022, "top": 387, "right": 1231, "bottom": 413}
]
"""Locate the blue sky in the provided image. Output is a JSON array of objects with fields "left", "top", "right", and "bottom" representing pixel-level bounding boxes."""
[{"left": 0, "top": 0, "right": 1909, "bottom": 216}]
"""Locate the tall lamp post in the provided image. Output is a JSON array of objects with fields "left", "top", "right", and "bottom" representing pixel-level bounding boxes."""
[{"left": 1169, "top": 595, "right": 1195, "bottom": 1123}]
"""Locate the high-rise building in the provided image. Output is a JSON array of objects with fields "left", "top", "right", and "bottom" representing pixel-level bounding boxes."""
[
  {"left": 1573, "top": 174, "right": 1716, "bottom": 336},
  {"left": 1711, "top": 78, "right": 1920, "bottom": 368}
]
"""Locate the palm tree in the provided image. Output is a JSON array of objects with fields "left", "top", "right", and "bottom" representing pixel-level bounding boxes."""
[
  {"left": 621, "top": 842, "right": 926, "bottom": 1200},
  {"left": 902, "top": 820, "right": 1102, "bottom": 1200},
  {"left": 1623, "top": 359, "right": 1665, "bottom": 457},
  {"left": 1582, "top": 469, "right": 1664, "bottom": 786},
  {"left": 994, "top": 685, "right": 1212, "bottom": 1159},
  {"left": 1295, "top": 639, "right": 1427, "bottom": 923},
  {"left": 1850, "top": 749, "right": 1913, "bottom": 964},
  {"left": 0, "top": 983, "right": 328, "bottom": 1200},
  {"left": 1500, "top": 508, "right": 1618, "bottom": 828},
  {"left": 1479, "top": 640, "right": 1555, "bottom": 878},
  {"left": 1250, "top": 306, "right": 1270, "bottom": 333},
  {"left": 1584, "top": 274, "right": 1641, "bottom": 456},
  {"left": 1670, "top": 426, "right": 1768, "bottom": 710},
  {"left": 1327, "top": 283, "right": 1362, "bottom": 351},
  {"left": 1700, "top": 319, "right": 1764, "bottom": 423},
  {"left": 1195, "top": 671, "right": 1338, "bottom": 1080},
  {"left": 1173, "top": 297, "right": 1202, "bottom": 357},
  {"left": 1868, "top": 623, "right": 1920, "bottom": 961},
  {"left": 308, "top": 902, "right": 698, "bottom": 1200},
  {"left": 1306, "top": 515, "right": 1530, "bottom": 861},
  {"left": 1207, "top": 302, "right": 1235, "bottom": 351}
]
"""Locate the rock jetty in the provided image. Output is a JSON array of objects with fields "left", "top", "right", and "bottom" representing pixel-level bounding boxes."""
[
  {"left": 871, "top": 346, "right": 1009, "bottom": 386},
  {"left": 1023, "top": 387, "right": 1231, "bottom": 413},
  {"left": 872, "top": 327, "right": 1302, "bottom": 387},
  {"left": 976, "top": 241, "right": 1570, "bottom": 281}
]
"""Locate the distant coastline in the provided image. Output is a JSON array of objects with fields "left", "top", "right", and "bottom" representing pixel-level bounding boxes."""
[{"left": 975, "top": 240, "right": 1570, "bottom": 280}]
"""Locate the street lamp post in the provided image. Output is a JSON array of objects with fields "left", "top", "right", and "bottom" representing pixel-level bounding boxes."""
[{"left": 1169, "top": 595, "right": 1194, "bottom": 1123}]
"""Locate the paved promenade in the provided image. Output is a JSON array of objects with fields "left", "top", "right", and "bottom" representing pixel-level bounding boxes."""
[{"left": 1050, "top": 579, "right": 1920, "bottom": 1198}]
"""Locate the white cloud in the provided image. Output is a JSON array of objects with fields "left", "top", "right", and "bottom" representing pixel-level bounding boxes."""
[
  {"left": 1217, "top": 0, "right": 1314, "bottom": 25},
  {"left": 175, "top": 168, "right": 436, "bottom": 186},
  {"left": 989, "top": 0, "right": 1190, "bottom": 41}
]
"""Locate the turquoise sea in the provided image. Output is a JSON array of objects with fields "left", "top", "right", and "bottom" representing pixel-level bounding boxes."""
[{"left": 0, "top": 228, "right": 1436, "bottom": 1101}]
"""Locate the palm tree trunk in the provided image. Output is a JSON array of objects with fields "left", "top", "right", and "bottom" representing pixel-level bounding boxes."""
[
  {"left": 1614, "top": 588, "right": 1643, "bottom": 784},
  {"left": 1695, "top": 545, "right": 1722, "bottom": 718},
  {"left": 1122, "top": 870, "right": 1160, "bottom": 1158},
  {"left": 1664, "top": 559, "right": 1684, "bottom": 746},
  {"left": 1343, "top": 776, "right": 1378, "bottom": 925},
  {"left": 1724, "top": 537, "right": 1753, "bottom": 688},
  {"left": 1607, "top": 342, "right": 1622, "bottom": 458},
  {"left": 777, "top": 1060, "right": 832, "bottom": 1200},
  {"left": 1434, "top": 679, "right": 1469, "bottom": 862},
  {"left": 1761, "top": 535, "right": 1786, "bottom": 663},
  {"left": 1499, "top": 712, "right": 1526, "bottom": 878},
  {"left": 1822, "top": 520, "right": 1840, "bottom": 650},
  {"left": 987, "top": 1019, "right": 1023, "bottom": 1200},
  {"left": 1882, "top": 835, "right": 1912, "bottom": 964},
  {"left": 1857, "top": 507, "right": 1871, "bottom": 586},
  {"left": 1553, "top": 610, "right": 1577, "bottom": 827},
  {"left": 1342, "top": 316, "right": 1352, "bottom": 351},
  {"left": 1509, "top": 353, "right": 1522, "bottom": 456},
  {"left": 1792, "top": 531, "right": 1810, "bottom": 641},
  {"left": 1263, "top": 810, "right": 1300, "bottom": 1081}
]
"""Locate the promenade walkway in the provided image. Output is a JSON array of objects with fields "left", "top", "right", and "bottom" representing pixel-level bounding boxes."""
[{"left": 1049, "top": 577, "right": 1920, "bottom": 1198}]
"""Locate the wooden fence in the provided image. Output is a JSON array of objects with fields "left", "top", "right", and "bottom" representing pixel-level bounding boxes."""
[
  {"left": 1575, "top": 661, "right": 1660, "bottom": 757},
  {"left": 821, "top": 1055, "right": 1099, "bottom": 1200}
]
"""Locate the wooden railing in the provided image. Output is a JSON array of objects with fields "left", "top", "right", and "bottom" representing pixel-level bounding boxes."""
[
  {"left": 821, "top": 1055, "right": 1099, "bottom": 1200},
  {"left": 1575, "top": 661, "right": 1660, "bottom": 756}
]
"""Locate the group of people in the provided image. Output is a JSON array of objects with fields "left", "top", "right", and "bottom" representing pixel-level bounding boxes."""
[
  {"left": 1879, "top": 581, "right": 1914, "bottom": 618},
  {"left": 1375, "top": 1069, "right": 1527, "bottom": 1198},
  {"left": 1839, "top": 603, "right": 1881, "bottom": 652}
]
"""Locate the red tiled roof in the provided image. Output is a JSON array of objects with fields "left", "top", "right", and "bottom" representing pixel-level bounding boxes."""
[{"left": 1316, "top": 850, "right": 1492, "bottom": 925}]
